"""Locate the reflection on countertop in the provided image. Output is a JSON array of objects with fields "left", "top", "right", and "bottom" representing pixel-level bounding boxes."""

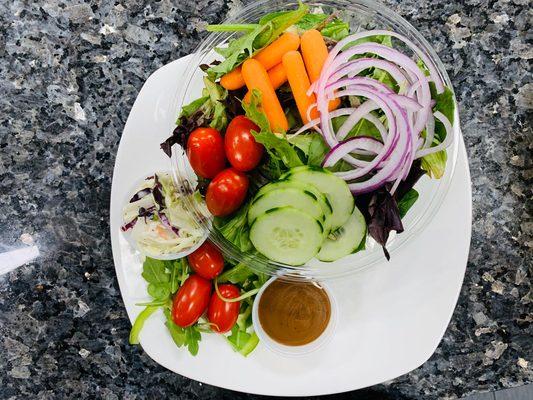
[{"left": 0, "top": 0, "right": 531, "bottom": 399}]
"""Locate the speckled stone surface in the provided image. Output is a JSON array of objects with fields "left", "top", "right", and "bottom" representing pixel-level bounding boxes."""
[{"left": 0, "top": 0, "right": 531, "bottom": 399}]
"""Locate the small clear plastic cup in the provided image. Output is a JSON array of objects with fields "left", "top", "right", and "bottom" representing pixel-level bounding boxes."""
[
  {"left": 251, "top": 276, "right": 338, "bottom": 357},
  {"left": 168, "top": 0, "right": 461, "bottom": 281}
]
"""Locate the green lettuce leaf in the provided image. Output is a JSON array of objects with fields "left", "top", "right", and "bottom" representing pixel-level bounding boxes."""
[
  {"left": 421, "top": 149, "right": 447, "bottom": 179},
  {"left": 295, "top": 13, "right": 350, "bottom": 41},
  {"left": 207, "top": 2, "right": 308, "bottom": 79},
  {"left": 320, "top": 18, "right": 350, "bottom": 41},
  {"left": 331, "top": 115, "right": 383, "bottom": 141},
  {"left": 398, "top": 188, "right": 419, "bottom": 218},
  {"left": 289, "top": 133, "right": 329, "bottom": 167},
  {"left": 243, "top": 90, "right": 304, "bottom": 172},
  {"left": 421, "top": 84, "right": 455, "bottom": 179}
]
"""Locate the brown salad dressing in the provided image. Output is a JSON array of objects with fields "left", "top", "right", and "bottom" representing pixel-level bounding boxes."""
[{"left": 258, "top": 279, "right": 331, "bottom": 346}]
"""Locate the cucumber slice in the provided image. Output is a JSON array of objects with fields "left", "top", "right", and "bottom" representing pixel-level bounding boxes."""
[
  {"left": 250, "top": 207, "right": 323, "bottom": 265},
  {"left": 248, "top": 188, "right": 324, "bottom": 225},
  {"left": 317, "top": 206, "right": 367, "bottom": 262},
  {"left": 255, "top": 180, "right": 333, "bottom": 234},
  {"left": 283, "top": 166, "right": 355, "bottom": 230}
]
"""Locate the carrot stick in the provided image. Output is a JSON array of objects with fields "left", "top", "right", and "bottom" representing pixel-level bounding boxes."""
[
  {"left": 243, "top": 63, "right": 287, "bottom": 103},
  {"left": 242, "top": 59, "right": 289, "bottom": 132},
  {"left": 300, "top": 29, "right": 340, "bottom": 111},
  {"left": 282, "top": 50, "right": 319, "bottom": 124},
  {"left": 220, "top": 66, "right": 245, "bottom": 90},
  {"left": 220, "top": 32, "right": 300, "bottom": 91}
]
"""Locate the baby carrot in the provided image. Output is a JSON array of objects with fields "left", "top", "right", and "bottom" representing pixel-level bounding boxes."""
[
  {"left": 242, "top": 59, "right": 289, "bottom": 132},
  {"left": 300, "top": 29, "right": 340, "bottom": 111},
  {"left": 282, "top": 50, "right": 319, "bottom": 124},
  {"left": 254, "top": 32, "right": 300, "bottom": 71},
  {"left": 220, "top": 32, "right": 300, "bottom": 91},
  {"left": 220, "top": 66, "right": 245, "bottom": 90},
  {"left": 243, "top": 63, "right": 287, "bottom": 103}
]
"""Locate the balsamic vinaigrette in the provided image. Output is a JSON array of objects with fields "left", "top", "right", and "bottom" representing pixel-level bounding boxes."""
[{"left": 258, "top": 279, "right": 331, "bottom": 346}]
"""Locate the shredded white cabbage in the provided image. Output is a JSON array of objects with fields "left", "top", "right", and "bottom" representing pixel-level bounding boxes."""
[{"left": 122, "top": 173, "right": 205, "bottom": 257}]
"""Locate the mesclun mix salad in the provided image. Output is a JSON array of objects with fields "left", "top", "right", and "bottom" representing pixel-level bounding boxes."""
[{"left": 127, "top": 2, "right": 455, "bottom": 357}]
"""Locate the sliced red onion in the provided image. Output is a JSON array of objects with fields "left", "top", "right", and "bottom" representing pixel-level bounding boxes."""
[
  {"left": 334, "top": 100, "right": 380, "bottom": 140},
  {"left": 310, "top": 30, "right": 452, "bottom": 195},
  {"left": 326, "top": 30, "right": 445, "bottom": 94},
  {"left": 388, "top": 94, "right": 423, "bottom": 112},
  {"left": 423, "top": 113, "right": 435, "bottom": 149},
  {"left": 323, "top": 136, "right": 384, "bottom": 167},
  {"left": 341, "top": 91, "right": 412, "bottom": 193},
  {"left": 328, "top": 87, "right": 404, "bottom": 180},
  {"left": 362, "top": 113, "right": 388, "bottom": 142},
  {"left": 329, "top": 43, "right": 431, "bottom": 133},
  {"left": 415, "top": 111, "right": 454, "bottom": 158},
  {"left": 295, "top": 107, "right": 357, "bottom": 135},
  {"left": 327, "top": 58, "right": 411, "bottom": 89}
]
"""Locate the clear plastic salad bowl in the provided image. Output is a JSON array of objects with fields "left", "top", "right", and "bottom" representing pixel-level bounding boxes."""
[{"left": 169, "top": 0, "right": 460, "bottom": 281}]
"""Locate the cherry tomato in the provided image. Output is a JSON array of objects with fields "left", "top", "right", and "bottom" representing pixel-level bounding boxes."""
[
  {"left": 208, "top": 284, "right": 241, "bottom": 333},
  {"left": 224, "top": 116, "right": 264, "bottom": 171},
  {"left": 172, "top": 275, "right": 212, "bottom": 328},
  {"left": 188, "top": 241, "right": 224, "bottom": 280},
  {"left": 187, "top": 127, "right": 226, "bottom": 179},
  {"left": 206, "top": 168, "right": 249, "bottom": 217}
]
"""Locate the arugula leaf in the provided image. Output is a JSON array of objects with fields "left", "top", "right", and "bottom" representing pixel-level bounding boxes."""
[
  {"left": 218, "top": 262, "right": 255, "bottom": 284},
  {"left": 243, "top": 90, "right": 304, "bottom": 171},
  {"left": 142, "top": 258, "right": 169, "bottom": 284},
  {"left": 185, "top": 326, "right": 202, "bottom": 356},
  {"left": 163, "top": 308, "right": 202, "bottom": 356},
  {"left": 163, "top": 308, "right": 186, "bottom": 347},
  {"left": 398, "top": 189, "right": 419, "bottom": 218},
  {"left": 295, "top": 13, "right": 350, "bottom": 41},
  {"left": 253, "top": 130, "right": 304, "bottom": 168},
  {"left": 207, "top": 2, "right": 308, "bottom": 80},
  {"left": 147, "top": 283, "right": 171, "bottom": 301}
]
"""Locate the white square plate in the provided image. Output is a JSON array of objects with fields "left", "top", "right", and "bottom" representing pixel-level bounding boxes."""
[{"left": 110, "top": 55, "right": 472, "bottom": 396}]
